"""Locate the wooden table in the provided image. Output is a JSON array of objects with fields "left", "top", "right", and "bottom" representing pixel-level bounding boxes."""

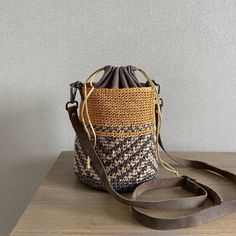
[{"left": 10, "top": 151, "right": 236, "bottom": 236}]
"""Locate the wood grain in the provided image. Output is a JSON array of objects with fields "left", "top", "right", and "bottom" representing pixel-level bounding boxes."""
[{"left": 10, "top": 151, "right": 236, "bottom": 236}]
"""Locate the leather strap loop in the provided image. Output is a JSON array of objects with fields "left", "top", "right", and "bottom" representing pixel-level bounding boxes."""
[
  {"left": 66, "top": 105, "right": 236, "bottom": 229},
  {"left": 132, "top": 177, "right": 208, "bottom": 210}
]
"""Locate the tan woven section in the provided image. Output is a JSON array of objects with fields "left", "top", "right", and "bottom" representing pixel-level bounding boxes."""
[{"left": 80, "top": 86, "right": 156, "bottom": 128}]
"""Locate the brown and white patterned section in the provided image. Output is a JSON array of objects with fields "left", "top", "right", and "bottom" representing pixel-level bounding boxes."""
[
  {"left": 74, "top": 130, "right": 158, "bottom": 192},
  {"left": 85, "top": 123, "right": 156, "bottom": 138}
]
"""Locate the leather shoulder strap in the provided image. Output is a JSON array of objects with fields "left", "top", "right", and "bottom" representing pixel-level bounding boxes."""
[{"left": 66, "top": 104, "right": 236, "bottom": 230}]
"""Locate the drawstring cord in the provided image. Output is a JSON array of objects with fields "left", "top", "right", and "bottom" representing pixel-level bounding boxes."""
[
  {"left": 136, "top": 69, "right": 179, "bottom": 177},
  {"left": 80, "top": 67, "right": 179, "bottom": 176},
  {"left": 80, "top": 68, "right": 105, "bottom": 169}
]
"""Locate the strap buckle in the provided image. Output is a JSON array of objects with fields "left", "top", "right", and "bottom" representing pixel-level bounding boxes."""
[
  {"left": 182, "top": 175, "right": 196, "bottom": 183},
  {"left": 152, "top": 80, "right": 163, "bottom": 109},
  {"left": 159, "top": 97, "right": 163, "bottom": 108},
  {"left": 65, "top": 101, "right": 78, "bottom": 111},
  {"left": 69, "top": 81, "right": 83, "bottom": 103},
  {"left": 65, "top": 81, "right": 83, "bottom": 110}
]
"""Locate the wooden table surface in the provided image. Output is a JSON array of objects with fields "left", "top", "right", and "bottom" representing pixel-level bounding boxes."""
[{"left": 10, "top": 151, "right": 236, "bottom": 236}]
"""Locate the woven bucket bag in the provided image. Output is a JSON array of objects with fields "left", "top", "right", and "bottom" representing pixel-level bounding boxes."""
[
  {"left": 71, "top": 66, "right": 163, "bottom": 192},
  {"left": 66, "top": 66, "right": 236, "bottom": 230}
]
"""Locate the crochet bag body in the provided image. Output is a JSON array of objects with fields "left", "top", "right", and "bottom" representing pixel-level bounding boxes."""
[
  {"left": 73, "top": 66, "right": 159, "bottom": 191},
  {"left": 66, "top": 65, "right": 236, "bottom": 230}
]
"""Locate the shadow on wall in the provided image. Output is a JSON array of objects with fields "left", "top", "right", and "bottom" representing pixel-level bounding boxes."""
[{"left": 0, "top": 101, "right": 71, "bottom": 235}]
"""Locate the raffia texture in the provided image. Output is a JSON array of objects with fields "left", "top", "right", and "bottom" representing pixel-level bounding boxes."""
[
  {"left": 74, "top": 133, "right": 158, "bottom": 192},
  {"left": 75, "top": 86, "right": 158, "bottom": 191},
  {"left": 80, "top": 86, "right": 156, "bottom": 137}
]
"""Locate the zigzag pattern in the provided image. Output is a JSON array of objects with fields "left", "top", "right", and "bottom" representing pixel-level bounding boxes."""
[{"left": 74, "top": 130, "right": 158, "bottom": 192}]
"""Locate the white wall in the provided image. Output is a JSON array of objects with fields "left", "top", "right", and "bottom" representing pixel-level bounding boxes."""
[{"left": 0, "top": 1, "right": 236, "bottom": 234}]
